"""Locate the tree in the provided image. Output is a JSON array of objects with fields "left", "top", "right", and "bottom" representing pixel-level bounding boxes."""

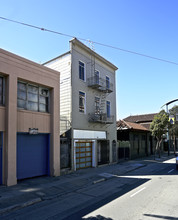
[
  {"left": 169, "top": 105, "right": 178, "bottom": 154},
  {"left": 150, "top": 110, "right": 169, "bottom": 158}
]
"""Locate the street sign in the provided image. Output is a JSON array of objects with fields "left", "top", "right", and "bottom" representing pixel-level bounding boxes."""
[{"left": 169, "top": 116, "right": 175, "bottom": 124}]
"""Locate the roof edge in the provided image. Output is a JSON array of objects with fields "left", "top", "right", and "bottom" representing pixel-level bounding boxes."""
[
  {"left": 43, "top": 51, "right": 70, "bottom": 65},
  {"left": 70, "top": 38, "right": 118, "bottom": 71}
]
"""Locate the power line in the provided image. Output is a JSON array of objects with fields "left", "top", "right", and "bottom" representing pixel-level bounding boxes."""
[{"left": 1, "top": 16, "right": 178, "bottom": 66}]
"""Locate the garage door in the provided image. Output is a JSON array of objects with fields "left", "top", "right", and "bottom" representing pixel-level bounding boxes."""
[
  {"left": 0, "top": 133, "right": 2, "bottom": 184},
  {"left": 17, "top": 133, "right": 49, "bottom": 180},
  {"left": 76, "top": 142, "right": 92, "bottom": 169}
]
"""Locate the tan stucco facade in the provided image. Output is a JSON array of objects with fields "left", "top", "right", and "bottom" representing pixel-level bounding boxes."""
[{"left": 0, "top": 48, "right": 60, "bottom": 186}]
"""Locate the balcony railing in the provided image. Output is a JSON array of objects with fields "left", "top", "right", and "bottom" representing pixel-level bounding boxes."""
[
  {"left": 88, "top": 113, "right": 114, "bottom": 124},
  {"left": 88, "top": 76, "right": 113, "bottom": 93}
]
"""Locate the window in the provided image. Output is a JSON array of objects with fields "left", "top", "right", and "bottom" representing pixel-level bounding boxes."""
[
  {"left": 17, "top": 81, "right": 49, "bottom": 113},
  {"left": 106, "top": 76, "right": 110, "bottom": 89},
  {"left": 79, "top": 91, "right": 85, "bottom": 113},
  {"left": 79, "top": 61, "right": 85, "bottom": 81},
  {"left": 106, "top": 101, "right": 110, "bottom": 117},
  {"left": 94, "top": 70, "right": 99, "bottom": 84},
  {"left": 0, "top": 76, "right": 5, "bottom": 106},
  {"left": 95, "top": 97, "right": 100, "bottom": 114}
]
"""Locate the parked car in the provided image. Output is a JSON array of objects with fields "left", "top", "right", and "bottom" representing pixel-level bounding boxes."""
[{"left": 176, "top": 156, "right": 178, "bottom": 170}]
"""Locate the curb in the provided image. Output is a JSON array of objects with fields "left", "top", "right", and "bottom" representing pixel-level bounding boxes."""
[
  {"left": 0, "top": 197, "right": 42, "bottom": 215},
  {"left": 93, "top": 178, "right": 106, "bottom": 184}
]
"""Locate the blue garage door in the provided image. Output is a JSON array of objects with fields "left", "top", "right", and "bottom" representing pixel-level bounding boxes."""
[
  {"left": 17, "top": 133, "right": 49, "bottom": 180},
  {"left": 0, "top": 133, "right": 2, "bottom": 184}
]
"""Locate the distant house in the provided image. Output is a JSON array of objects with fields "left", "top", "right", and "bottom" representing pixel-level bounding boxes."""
[
  {"left": 117, "top": 113, "right": 157, "bottom": 160},
  {"left": 117, "top": 120, "right": 150, "bottom": 159},
  {"left": 124, "top": 113, "right": 157, "bottom": 155},
  {"left": 124, "top": 113, "right": 157, "bottom": 130}
]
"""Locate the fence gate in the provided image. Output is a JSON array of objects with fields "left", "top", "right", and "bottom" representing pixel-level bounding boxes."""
[{"left": 60, "top": 138, "right": 71, "bottom": 169}]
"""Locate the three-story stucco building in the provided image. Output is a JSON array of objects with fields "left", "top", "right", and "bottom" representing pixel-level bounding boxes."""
[{"left": 44, "top": 38, "right": 118, "bottom": 171}]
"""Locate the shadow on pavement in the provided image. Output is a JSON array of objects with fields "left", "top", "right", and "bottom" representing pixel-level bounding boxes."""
[
  {"left": 63, "top": 178, "right": 150, "bottom": 220},
  {"left": 144, "top": 213, "right": 178, "bottom": 219},
  {"left": 83, "top": 215, "right": 113, "bottom": 220}
]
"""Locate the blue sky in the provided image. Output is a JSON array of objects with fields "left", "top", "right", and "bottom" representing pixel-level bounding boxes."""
[{"left": 0, "top": 0, "right": 178, "bottom": 119}]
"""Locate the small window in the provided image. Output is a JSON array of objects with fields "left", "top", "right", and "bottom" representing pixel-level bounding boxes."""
[
  {"left": 106, "top": 76, "right": 110, "bottom": 89},
  {"left": 94, "top": 70, "right": 99, "bottom": 84},
  {"left": 79, "top": 61, "right": 85, "bottom": 81},
  {"left": 0, "top": 76, "right": 5, "bottom": 106},
  {"left": 95, "top": 97, "right": 100, "bottom": 114},
  {"left": 39, "top": 88, "right": 49, "bottom": 112},
  {"left": 106, "top": 101, "right": 110, "bottom": 117},
  {"left": 17, "top": 81, "right": 49, "bottom": 113},
  {"left": 79, "top": 91, "right": 85, "bottom": 113}
]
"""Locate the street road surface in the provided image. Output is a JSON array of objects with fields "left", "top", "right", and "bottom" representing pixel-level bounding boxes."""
[
  {"left": 1, "top": 158, "right": 178, "bottom": 220},
  {"left": 82, "top": 159, "right": 178, "bottom": 220}
]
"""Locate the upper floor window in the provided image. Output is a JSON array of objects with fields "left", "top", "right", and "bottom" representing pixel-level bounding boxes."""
[
  {"left": 94, "top": 70, "right": 99, "bottom": 84},
  {"left": 0, "top": 76, "right": 5, "bottom": 106},
  {"left": 17, "top": 81, "right": 49, "bottom": 113},
  {"left": 79, "top": 61, "right": 85, "bottom": 81},
  {"left": 95, "top": 97, "right": 100, "bottom": 114},
  {"left": 106, "top": 101, "right": 110, "bottom": 117},
  {"left": 79, "top": 91, "right": 85, "bottom": 113},
  {"left": 106, "top": 76, "right": 110, "bottom": 89}
]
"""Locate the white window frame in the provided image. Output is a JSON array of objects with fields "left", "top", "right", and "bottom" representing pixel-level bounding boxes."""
[
  {"left": 95, "top": 96, "right": 100, "bottom": 114},
  {"left": 94, "top": 69, "right": 100, "bottom": 84},
  {"left": 106, "top": 75, "right": 110, "bottom": 89},
  {"left": 79, "top": 90, "right": 86, "bottom": 114},
  {"left": 106, "top": 100, "right": 111, "bottom": 118},
  {"left": 17, "top": 81, "right": 50, "bottom": 113},
  {"left": 79, "top": 60, "right": 86, "bottom": 82}
]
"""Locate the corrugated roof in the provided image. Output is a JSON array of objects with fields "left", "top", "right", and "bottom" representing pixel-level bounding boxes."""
[
  {"left": 117, "top": 120, "right": 149, "bottom": 131},
  {"left": 124, "top": 113, "right": 157, "bottom": 123}
]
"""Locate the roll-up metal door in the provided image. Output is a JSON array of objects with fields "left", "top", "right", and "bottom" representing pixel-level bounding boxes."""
[{"left": 17, "top": 133, "right": 49, "bottom": 180}]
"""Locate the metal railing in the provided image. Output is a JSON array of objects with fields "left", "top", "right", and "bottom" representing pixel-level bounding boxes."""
[
  {"left": 88, "top": 113, "right": 114, "bottom": 124},
  {"left": 87, "top": 76, "right": 113, "bottom": 93}
]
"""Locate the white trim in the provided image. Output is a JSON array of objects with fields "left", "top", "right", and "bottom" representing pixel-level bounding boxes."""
[
  {"left": 92, "top": 140, "right": 96, "bottom": 167},
  {"left": 73, "top": 129, "right": 106, "bottom": 139},
  {"left": 73, "top": 140, "right": 96, "bottom": 170}
]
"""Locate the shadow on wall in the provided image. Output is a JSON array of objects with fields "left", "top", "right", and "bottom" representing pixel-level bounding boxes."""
[{"left": 83, "top": 215, "right": 113, "bottom": 220}]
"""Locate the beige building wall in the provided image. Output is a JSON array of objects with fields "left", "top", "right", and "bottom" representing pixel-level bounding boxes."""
[
  {"left": 44, "top": 38, "right": 118, "bottom": 171},
  {"left": 0, "top": 48, "right": 60, "bottom": 186},
  {"left": 70, "top": 39, "right": 117, "bottom": 164}
]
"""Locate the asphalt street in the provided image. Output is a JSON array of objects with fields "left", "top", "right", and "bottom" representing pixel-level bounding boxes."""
[
  {"left": 0, "top": 156, "right": 177, "bottom": 220},
  {"left": 81, "top": 158, "right": 178, "bottom": 220}
]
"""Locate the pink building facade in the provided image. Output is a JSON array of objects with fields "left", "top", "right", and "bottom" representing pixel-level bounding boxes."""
[{"left": 0, "top": 48, "right": 60, "bottom": 186}]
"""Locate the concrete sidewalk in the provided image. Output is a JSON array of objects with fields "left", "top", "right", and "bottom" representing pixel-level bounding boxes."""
[{"left": 0, "top": 153, "right": 175, "bottom": 216}]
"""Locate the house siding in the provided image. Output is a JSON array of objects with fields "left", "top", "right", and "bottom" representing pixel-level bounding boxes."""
[{"left": 45, "top": 53, "right": 71, "bottom": 135}]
